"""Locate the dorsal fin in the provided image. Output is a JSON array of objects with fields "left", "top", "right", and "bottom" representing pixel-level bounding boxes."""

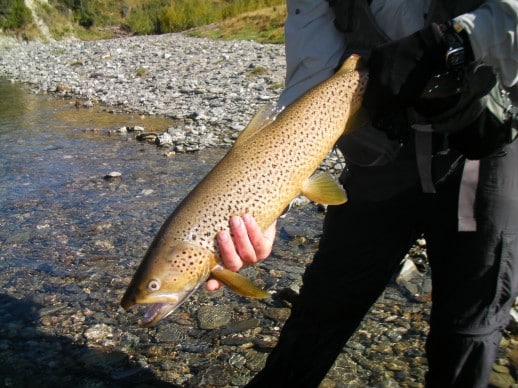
[{"left": 233, "top": 103, "right": 285, "bottom": 147}]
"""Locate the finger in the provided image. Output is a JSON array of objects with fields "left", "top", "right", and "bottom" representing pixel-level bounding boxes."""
[
  {"left": 205, "top": 278, "right": 221, "bottom": 291},
  {"left": 242, "top": 214, "right": 275, "bottom": 262},
  {"left": 216, "top": 228, "right": 243, "bottom": 272},
  {"left": 230, "top": 215, "right": 258, "bottom": 265},
  {"left": 263, "top": 221, "right": 277, "bottom": 247}
]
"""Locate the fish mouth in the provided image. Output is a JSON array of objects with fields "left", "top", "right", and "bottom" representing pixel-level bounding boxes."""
[
  {"left": 121, "top": 287, "right": 200, "bottom": 327},
  {"left": 139, "top": 303, "right": 177, "bottom": 328}
]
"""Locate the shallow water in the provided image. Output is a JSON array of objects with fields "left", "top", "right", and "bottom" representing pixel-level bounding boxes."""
[
  {"left": 0, "top": 79, "right": 226, "bottom": 271},
  {"left": 0, "top": 79, "right": 328, "bottom": 386},
  {"left": 1, "top": 80, "right": 514, "bottom": 387}
]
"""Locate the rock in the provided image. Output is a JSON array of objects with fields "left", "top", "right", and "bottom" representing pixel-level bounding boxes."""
[
  {"left": 490, "top": 364, "right": 516, "bottom": 388},
  {"left": 136, "top": 132, "right": 158, "bottom": 142},
  {"left": 508, "top": 308, "right": 518, "bottom": 335},
  {"left": 83, "top": 323, "right": 113, "bottom": 344},
  {"left": 263, "top": 307, "right": 291, "bottom": 323},
  {"left": 197, "top": 305, "right": 233, "bottom": 330},
  {"left": 104, "top": 171, "right": 122, "bottom": 180},
  {"left": 396, "top": 257, "right": 423, "bottom": 299},
  {"left": 129, "top": 125, "right": 145, "bottom": 133},
  {"left": 156, "top": 132, "right": 173, "bottom": 146}
]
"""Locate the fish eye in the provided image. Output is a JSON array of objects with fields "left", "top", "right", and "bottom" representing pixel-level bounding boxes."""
[{"left": 147, "top": 279, "right": 161, "bottom": 292}]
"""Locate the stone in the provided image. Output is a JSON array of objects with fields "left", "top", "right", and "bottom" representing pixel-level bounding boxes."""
[{"left": 197, "top": 305, "right": 233, "bottom": 330}]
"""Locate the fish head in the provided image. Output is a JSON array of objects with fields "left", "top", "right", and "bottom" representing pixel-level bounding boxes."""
[{"left": 121, "top": 241, "right": 214, "bottom": 327}]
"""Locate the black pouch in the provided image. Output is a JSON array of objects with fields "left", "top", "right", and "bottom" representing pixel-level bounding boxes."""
[
  {"left": 449, "top": 101, "right": 517, "bottom": 160},
  {"left": 423, "top": 64, "right": 518, "bottom": 159}
]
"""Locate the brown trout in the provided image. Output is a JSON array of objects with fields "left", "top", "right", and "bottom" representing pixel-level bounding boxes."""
[{"left": 121, "top": 55, "right": 368, "bottom": 327}]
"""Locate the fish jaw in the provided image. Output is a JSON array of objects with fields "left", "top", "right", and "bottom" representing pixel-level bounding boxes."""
[
  {"left": 134, "top": 287, "right": 201, "bottom": 328},
  {"left": 121, "top": 241, "right": 214, "bottom": 326},
  {"left": 121, "top": 283, "right": 203, "bottom": 327}
]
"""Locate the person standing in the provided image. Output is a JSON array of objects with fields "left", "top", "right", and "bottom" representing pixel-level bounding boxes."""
[{"left": 207, "top": 0, "right": 518, "bottom": 386}]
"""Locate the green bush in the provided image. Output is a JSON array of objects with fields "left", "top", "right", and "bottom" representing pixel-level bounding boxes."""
[
  {"left": 50, "top": 0, "right": 110, "bottom": 28},
  {"left": 2, "top": 0, "right": 286, "bottom": 39},
  {"left": 122, "top": 0, "right": 168, "bottom": 34},
  {"left": 159, "top": 0, "right": 215, "bottom": 32},
  {"left": 0, "top": 0, "right": 33, "bottom": 30}
]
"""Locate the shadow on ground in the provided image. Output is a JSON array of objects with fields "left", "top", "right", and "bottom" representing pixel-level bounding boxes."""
[{"left": 0, "top": 294, "right": 178, "bottom": 387}]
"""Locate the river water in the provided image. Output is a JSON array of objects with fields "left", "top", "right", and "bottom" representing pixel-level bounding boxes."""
[
  {"left": 0, "top": 78, "right": 223, "bottom": 272},
  {"left": 1, "top": 80, "right": 516, "bottom": 387},
  {"left": 0, "top": 79, "right": 330, "bottom": 386}
]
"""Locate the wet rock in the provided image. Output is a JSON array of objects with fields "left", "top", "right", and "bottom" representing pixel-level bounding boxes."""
[
  {"left": 490, "top": 364, "right": 516, "bottom": 388},
  {"left": 154, "top": 324, "right": 190, "bottom": 343},
  {"left": 156, "top": 132, "right": 173, "bottom": 146},
  {"left": 253, "top": 335, "right": 278, "bottom": 350},
  {"left": 83, "top": 323, "right": 114, "bottom": 344},
  {"left": 103, "top": 171, "right": 122, "bottom": 180},
  {"left": 197, "top": 305, "right": 233, "bottom": 330},
  {"left": 263, "top": 307, "right": 291, "bottom": 323},
  {"left": 128, "top": 125, "right": 145, "bottom": 133},
  {"left": 220, "top": 318, "right": 261, "bottom": 335},
  {"left": 136, "top": 132, "right": 158, "bottom": 143}
]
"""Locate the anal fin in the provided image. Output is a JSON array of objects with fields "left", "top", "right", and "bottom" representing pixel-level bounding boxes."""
[{"left": 210, "top": 266, "right": 270, "bottom": 298}]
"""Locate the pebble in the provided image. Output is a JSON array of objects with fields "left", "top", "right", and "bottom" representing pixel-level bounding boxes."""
[
  {"left": 197, "top": 305, "right": 233, "bottom": 330},
  {"left": 103, "top": 171, "right": 122, "bottom": 180},
  {"left": 0, "top": 33, "right": 347, "bottom": 169},
  {"left": 0, "top": 34, "right": 284, "bottom": 144}
]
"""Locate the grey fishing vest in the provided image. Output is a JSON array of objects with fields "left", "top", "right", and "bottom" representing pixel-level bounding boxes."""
[
  {"left": 333, "top": 0, "right": 485, "bottom": 174},
  {"left": 333, "top": 0, "right": 483, "bottom": 56}
]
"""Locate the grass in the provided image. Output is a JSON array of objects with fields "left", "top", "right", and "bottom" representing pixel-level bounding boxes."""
[
  {"left": 1, "top": 0, "right": 287, "bottom": 44},
  {"left": 187, "top": 5, "right": 286, "bottom": 44}
]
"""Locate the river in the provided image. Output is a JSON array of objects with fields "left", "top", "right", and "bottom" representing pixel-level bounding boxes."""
[
  {"left": 0, "top": 78, "right": 223, "bottom": 272},
  {"left": 0, "top": 79, "right": 516, "bottom": 387},
  {"left": 0, "top": 79, "right": 329, "bottom": 386}
]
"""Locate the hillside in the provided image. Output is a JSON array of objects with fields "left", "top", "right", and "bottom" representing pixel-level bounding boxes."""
[{"left": 0, "top": 0, "right": 286, "bottom": 43}]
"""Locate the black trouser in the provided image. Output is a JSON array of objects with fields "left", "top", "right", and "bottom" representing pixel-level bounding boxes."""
[{"left": 246, "top": 141, "right": 518, "bottom": 387}]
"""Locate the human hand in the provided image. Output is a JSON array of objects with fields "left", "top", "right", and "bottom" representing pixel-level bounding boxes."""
[{"left": 205, "top": 214, "right": 276, "bottom": 291}]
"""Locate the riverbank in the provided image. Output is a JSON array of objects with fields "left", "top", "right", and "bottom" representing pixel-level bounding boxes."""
[
  {"left": 0, "top": 33, "right": 347, "bottom": 171},
  {"left": 1, "top": 34, "right": 517, "bottom": 387},
  {"left": 0, "top": 33, "right": 285, "bottom": 145}
]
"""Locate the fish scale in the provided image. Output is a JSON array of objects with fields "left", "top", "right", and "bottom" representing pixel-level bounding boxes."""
[{"left": 121, "top": 55, "right": 369, "bottom": 327}]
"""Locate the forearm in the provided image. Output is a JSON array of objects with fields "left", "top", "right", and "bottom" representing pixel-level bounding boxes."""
[{"left": 455, "top": 0, "right": 518, "bottom": 87}]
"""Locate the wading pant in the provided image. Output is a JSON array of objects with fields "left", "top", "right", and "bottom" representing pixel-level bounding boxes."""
[{"left": 246, "top": 141, "right": 518, "bottom": 388}]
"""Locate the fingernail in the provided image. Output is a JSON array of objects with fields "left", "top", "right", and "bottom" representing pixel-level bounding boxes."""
[
  {"left": 217, "top": 230, "right": 229, "bottom": 242},
  {"left": 230, "top": 215, "right": 242, "bottom": 228}
]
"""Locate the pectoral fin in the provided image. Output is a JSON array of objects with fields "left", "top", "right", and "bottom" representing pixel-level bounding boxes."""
[
  {"left": 302, "top": 172, "right": 348, "bottom": 205},
  {"left": 211, "top": 266, "right": 270, "bottom": 298}
]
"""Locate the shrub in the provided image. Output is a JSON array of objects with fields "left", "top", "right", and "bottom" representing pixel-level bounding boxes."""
[{"left": 0, "top": 0, "right": 33, "bottom": 30}]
